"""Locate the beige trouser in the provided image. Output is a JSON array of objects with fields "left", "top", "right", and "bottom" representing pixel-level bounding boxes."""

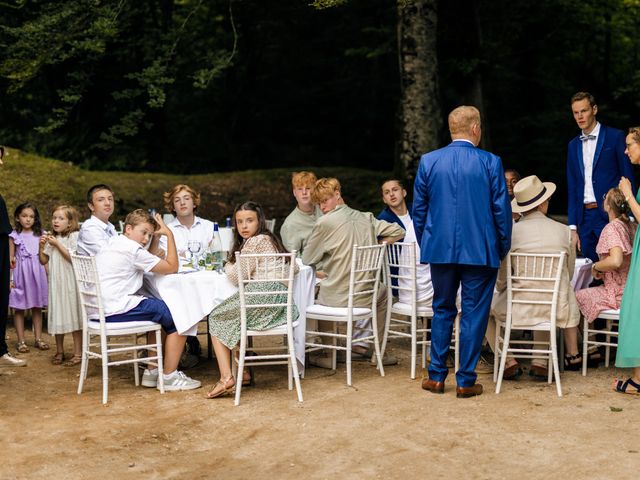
[{"left": 484, "top": 317, "right": 549, "bottom": 367}]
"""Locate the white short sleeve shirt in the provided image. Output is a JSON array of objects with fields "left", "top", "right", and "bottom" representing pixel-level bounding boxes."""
[{"left": 94, "top": 235, "right": 161, "bottom": 317}]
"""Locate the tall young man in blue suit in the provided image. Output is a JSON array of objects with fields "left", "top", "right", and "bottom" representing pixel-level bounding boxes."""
[
  {"left": 413, "top": 106, "right": 512, "bottom": 398},
  {"left": 567, "top": 92, "right": 636, "bottom": 262}
]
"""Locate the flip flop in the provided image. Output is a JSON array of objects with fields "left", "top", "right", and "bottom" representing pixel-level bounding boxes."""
[{"left": 613, "top": 378, "right": 640, "bottom": 395}]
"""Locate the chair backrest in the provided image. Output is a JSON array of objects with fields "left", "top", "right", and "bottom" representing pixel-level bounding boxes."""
[
  {"left": 385, "top": 241, "right": 417, "bottom": 304},
  {"left": 348, "top": 244, "right": 387, "bottom": 310},
  {"left": 235, "top": 251, "right": 296, "bottom": 334},
  {"left": 265, "top": 218, "right": 276, "bottom": 233},
  {"left": 70, "top": 253, "right": 106, "bottom": 330},
  {"left": 506, "top": 252, "right": 566, "bottom": 328},
  {"left": 117, "top": 220, "right": 125, "bottom": 235}
]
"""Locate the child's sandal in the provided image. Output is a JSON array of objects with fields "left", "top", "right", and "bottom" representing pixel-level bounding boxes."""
[
  {"left": 34, "top": 339, "right": 50, "bottom": 351},
  {"left": 52, "top": 352, "right": 65, "bottom": 365},
  {"left": 63, "top": 355, "right": 82, "bottom": 367},
  {"left": 16, "top": 341, "right": 29, "bottom": 353}
]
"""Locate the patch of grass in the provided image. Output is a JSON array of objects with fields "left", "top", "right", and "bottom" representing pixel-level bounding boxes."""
[{"left": 0, "top": 148, "right": 391, "bottom": 230}]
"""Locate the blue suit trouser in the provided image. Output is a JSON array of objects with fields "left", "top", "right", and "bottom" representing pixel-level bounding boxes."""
[
  {"left": 428, "top": 263, "right": 498, "bottom": 387},
  {"left": 579, "top": 208, "right": 607, "bottom": 263}
]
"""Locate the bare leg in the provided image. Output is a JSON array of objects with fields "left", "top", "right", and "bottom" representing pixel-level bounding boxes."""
[
  {"left": 563, "top": 326, "right": 579, "bottom": 356},
  {"left": 54, "top": 334, "right": 65, "bottom": 355},
  {"left": 71, "top": 330, "right": 82, "bottom": 357},
  {"left": 211, "top": 335, "right": 233, "bottom": 380},
  {"left": 13, "top": 309, "right": 25, "bottom": 344},
  {"left": 32, "top": 308, "right": 43, "bottom": 341},
  {"left": 163, "top": 332, "right": 187, "bottom": 373},
  {"left": 206, "top": 335, "right": 236, "bottom": 398}
]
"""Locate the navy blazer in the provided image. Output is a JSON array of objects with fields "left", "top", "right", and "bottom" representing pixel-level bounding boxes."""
[
  {"left": 566, "top": 124, "right": 636, "bottom": 227},
  {"left": 377, "top": 202, "right": 413, "bottom": 231},
  {"left": 412, "top": 140, "right": 512, "bottom": 268}
]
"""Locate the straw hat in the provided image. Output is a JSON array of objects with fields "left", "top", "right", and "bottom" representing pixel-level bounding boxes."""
[{"left": 511, "top": 175, "right": 556, "bottom": 213}]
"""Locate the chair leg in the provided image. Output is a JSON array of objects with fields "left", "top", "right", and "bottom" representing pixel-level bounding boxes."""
[
  {"left": 101, "top": 337, "right": 109, "bottom": 405},
  {"left": 133, "top": 334, "right": 140, "bottom": 387},
  {"left": 410, "top": 313, "right": 417, "bottom": 380},
  {"left": 234, "top": 336, "right": 247, "bottom": 406},
  {"left": 550, "top": 330, "right": 562, "bottom": 397},
  {"left": 582, "top": 319, "right": 588, "bottom": 376},
  {"left": 346, "top": 321, "right": 353, "bottom": 387},
  {"left": 605, "top": 320, "right": 612, "bottom": 367},
  {"left": 371, "top": 313, "right": 385, "bottom": 378},
  {"left": 496, "top": 325, "right": 512, "bottom": 394},
  {"left": 331, "top": 322, "right": 337, "bottom": 371},
  {"left": 288, "top": 333, "right": 303, "bottom": 402},
  {"left": 78, "top": 330, "right": 89, "bottom": 395},
  {"left": 454, "top": 314, "right": 460, "bottom": 373},
  {"left": 156, "top": 329, "right": 165, "bottom": 394},
  {"left": 380, "top": 303, "right": 392, "bottom": 360}
]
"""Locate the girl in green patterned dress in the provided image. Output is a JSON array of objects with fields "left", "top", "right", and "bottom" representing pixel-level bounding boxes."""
[{"left": 207, "top": 201, "right": 298, "bottom": 398}]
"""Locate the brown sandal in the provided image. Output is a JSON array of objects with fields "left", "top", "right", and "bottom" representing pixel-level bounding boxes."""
[
  {"left": 34, "top": 339, "right": 50, "bottom": 351},
  {"left": 63, "top": 355, "right": 82, "bottom": 367},
  {"left": 52, "top": 352, "right": 65, "bottom": 365},
  {"left": 16, "top": 341, "right": 29, "bottom": 353},
  {"left": 206, "top": 377, "right": 235, "bottom": 399}
]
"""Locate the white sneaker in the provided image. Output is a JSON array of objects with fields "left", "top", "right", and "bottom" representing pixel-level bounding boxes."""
[
  {"left": 141, "top": 368, "right": 158, "bottom": 388},
  {"left": 160, "top": 371, "right": 201, "bottom": 391},
  {"left": 0, "top": 353, "right": 27, "bottom": 367}
]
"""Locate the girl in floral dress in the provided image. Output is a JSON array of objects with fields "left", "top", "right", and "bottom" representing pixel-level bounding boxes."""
[
  {"left": 573, "top": 188, "right": 636, "bottom": 370},
  {"left": 206, "top": 201, "right": 298, "bottom": 398}
]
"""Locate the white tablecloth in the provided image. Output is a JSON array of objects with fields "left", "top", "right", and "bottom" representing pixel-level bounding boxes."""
[
  {"left": 572, "top": 257, "right": 593, "bottom": 291},
  {"left": 143, "top": 260, "right": 315, "bottom": 371}
]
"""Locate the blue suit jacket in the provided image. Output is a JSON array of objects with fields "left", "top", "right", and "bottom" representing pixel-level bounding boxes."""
[
  {"left": 566, "top": 124, "right": 636, "bottom": 227},
  {"left": 412, "top": 140, "right": 512, "bottom": 268}
]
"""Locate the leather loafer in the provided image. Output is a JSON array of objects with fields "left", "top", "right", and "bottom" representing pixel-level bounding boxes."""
[
  {"left": 456, "top": 383, "right": 483, "bottom": 398},
  {"left": 421, "top": 378, "right": 445, "bottom": 394},
  {"left": 503, "top": 363, "right": 523, "bottom": 381},
  {"left": 529, "top": 364, "right": 548, "bottom": 381}
]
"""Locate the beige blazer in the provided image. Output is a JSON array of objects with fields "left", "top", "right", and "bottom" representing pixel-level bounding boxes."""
[{"left": 491, "top": 211, "right": 580, "bottom": 328}]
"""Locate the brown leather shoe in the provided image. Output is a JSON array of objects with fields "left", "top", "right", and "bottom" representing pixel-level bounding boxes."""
[
  {"left": 421, "top": 378, "right": 445, "bottom": 394},
  {"left": 456, "top": 383, "right": 483, "bottom": 398}
]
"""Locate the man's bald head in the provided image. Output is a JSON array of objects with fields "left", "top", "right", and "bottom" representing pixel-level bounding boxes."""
[{"left": 448, "top": 106, "right": 482, "bottom": 144}]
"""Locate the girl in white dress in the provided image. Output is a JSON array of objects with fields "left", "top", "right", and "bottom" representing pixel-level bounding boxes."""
[{"left": 38, "top": 206, "right": 83, "bottom": 366}]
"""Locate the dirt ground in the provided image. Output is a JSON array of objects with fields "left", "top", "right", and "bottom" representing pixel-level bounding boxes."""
[{"left": 1, "top": 325, "right": 639, "bottom": 480}]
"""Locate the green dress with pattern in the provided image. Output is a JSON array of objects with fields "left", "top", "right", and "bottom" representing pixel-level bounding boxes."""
[
  {"left": 617, "top": 190, "right": 640, "bottom": 368},
  {"left": 208, "top": 234, "right": 299, "bottom": 349}
]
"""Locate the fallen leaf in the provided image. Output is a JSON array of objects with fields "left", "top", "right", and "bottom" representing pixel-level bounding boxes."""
[{"left": 609, "top": 406, "right": 623, "bottom": 412}]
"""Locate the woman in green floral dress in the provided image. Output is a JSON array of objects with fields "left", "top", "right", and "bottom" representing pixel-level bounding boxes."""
[
  {"left": 207, "top": 201, "right": 298, "bottom": 398},
  {"left": 615, "top": 126, "right": 640, "bottom": 394}
]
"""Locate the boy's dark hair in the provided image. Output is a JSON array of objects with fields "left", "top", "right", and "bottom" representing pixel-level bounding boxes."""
[{"left": 86, "top": 184, "right": 114, "bottom": 204}]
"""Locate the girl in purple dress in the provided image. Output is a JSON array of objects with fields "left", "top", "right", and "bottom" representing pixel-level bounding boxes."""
[{"left": 9, "top": 202, "right": 48, "bottom": 353}]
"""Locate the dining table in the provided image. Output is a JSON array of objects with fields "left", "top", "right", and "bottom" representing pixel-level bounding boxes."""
[{"left": 142, "top": 259, "right": 315, "bottom": 372}]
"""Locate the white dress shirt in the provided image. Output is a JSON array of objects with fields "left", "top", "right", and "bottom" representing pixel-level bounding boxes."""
[
  {"left": 94, "top": 235, "right": 160, "bottom": 317},
  {"left": 159, "top": 215, "right": 214, "bottom": 257},
  {"left": 581, "top": 122, "right": 600, "bottom": 204},
  {"left": 76, "top": 215, "right": 117, "bottom": 256}
]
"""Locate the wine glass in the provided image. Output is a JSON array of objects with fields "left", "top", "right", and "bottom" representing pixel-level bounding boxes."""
[{"left": 187, "top": 240, "right": 203, "bottom": 270}]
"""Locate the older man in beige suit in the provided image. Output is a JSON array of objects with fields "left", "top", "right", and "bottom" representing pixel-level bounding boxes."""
[
  {"left": 303, "top": 177, "right": 405, "bottom": 368},
  {"left": 485, "top": 175, "right": 581, "bottom": 379}
]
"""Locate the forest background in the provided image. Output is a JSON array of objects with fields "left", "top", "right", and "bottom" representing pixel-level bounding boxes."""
[{"left": 1, "top": 0, "right": 640, "bottom": 217}]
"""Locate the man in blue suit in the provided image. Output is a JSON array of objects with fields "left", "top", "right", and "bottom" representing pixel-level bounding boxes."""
[
  {"left": 413, "top": 106, "right": 511, "bottom": 398},
  {"left": 567, "top": 91, "right": 636, "bottom": 262}
]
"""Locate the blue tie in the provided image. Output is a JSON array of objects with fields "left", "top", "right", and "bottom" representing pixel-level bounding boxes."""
[{"left": 580, "top": 133, "right": 596, "bottom": 142}]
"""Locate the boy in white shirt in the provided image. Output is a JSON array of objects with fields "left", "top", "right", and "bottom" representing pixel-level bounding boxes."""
[
  {"left": 160, "top": 184, "right": 214, "bottom": 257},
  {"left": 77, "top": 184, "right": 117, "bottom": 256},
  {"left": 95, "top": 209, "right": 201, "bottom": 391}
]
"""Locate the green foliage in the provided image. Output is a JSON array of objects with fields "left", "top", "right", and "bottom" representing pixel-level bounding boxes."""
[{"left": 0, "top": 147, "right": 390, "bottom": 229}]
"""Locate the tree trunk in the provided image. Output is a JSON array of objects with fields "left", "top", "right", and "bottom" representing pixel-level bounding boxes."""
[{"left": 396, "top": 0, "right": 441, "bottom": 179}]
